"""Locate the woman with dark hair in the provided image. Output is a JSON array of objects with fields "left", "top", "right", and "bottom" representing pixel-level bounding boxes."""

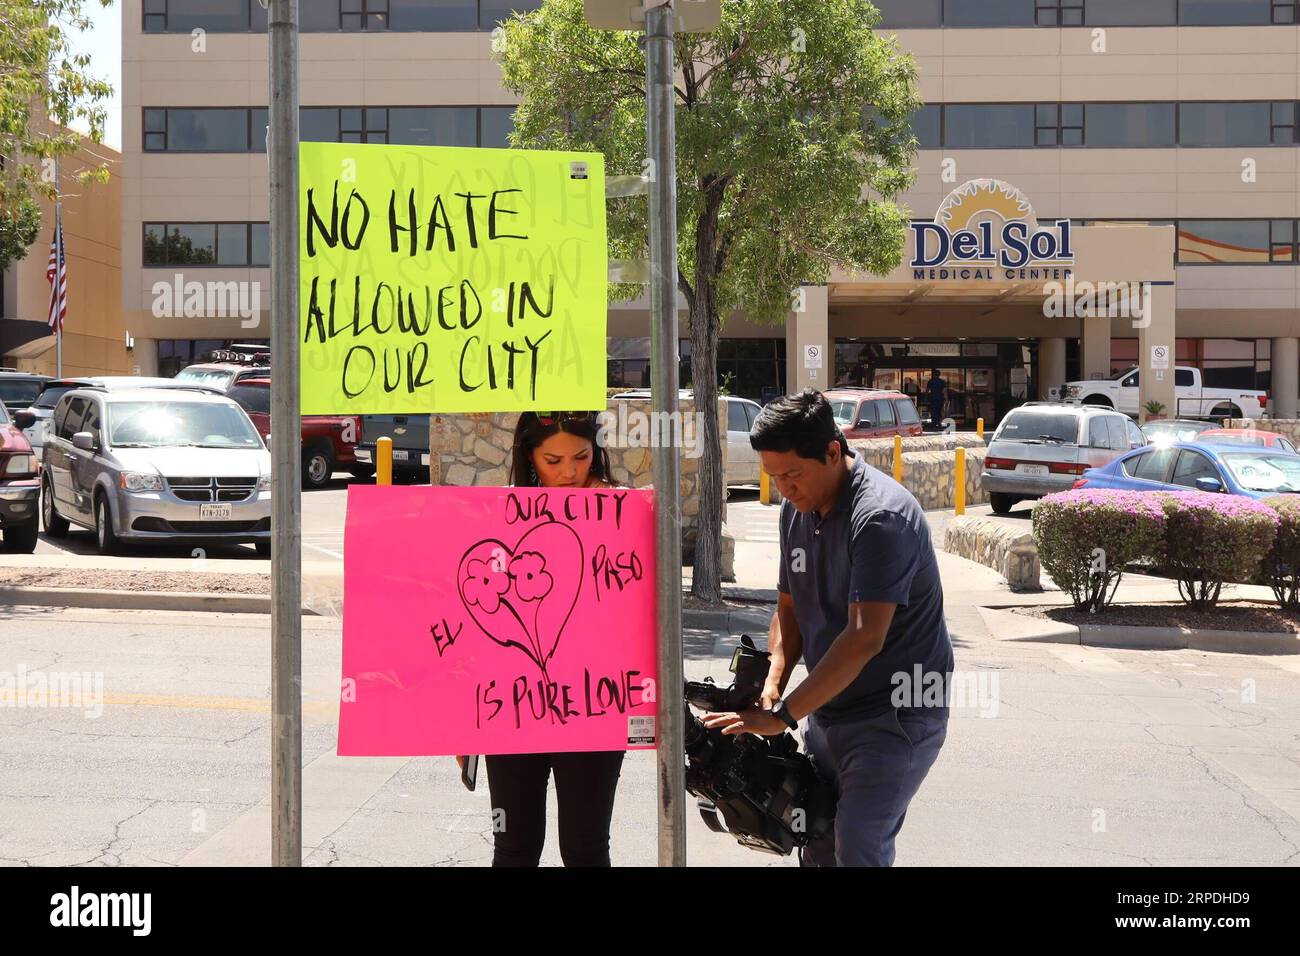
[{"left": 470, "top": 410, "right": 625, "bottom": 866}]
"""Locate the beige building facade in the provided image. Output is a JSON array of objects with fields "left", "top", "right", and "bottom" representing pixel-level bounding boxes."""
[
  {"left": 121, "top": 0, "right": 1300, "bottom": 424},
  {"left": 2, "top": 132, "right": 126, "bottom": 379}
]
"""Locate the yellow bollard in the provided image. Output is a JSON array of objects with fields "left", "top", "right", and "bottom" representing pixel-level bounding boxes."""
[
  {"left": 760, "top": 468, "right": 771, "bottom": 506},
  {"left": 892, "top": 435, "right": 903, "bottom": 483},
  {"left": 954, "top": 447, "right": 966, "bottom": 515},
  {"left": 977, "top": 418, "right": 984, "bottom": 440},
  {"left": 377, "top": 436, "right": 393, "bottom": 486}
]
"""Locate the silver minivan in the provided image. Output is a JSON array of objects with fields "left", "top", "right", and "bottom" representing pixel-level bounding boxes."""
[
  {"left": 981, "top": 402, "right": 1146, "bottom": 514},
  {"left": 40, "top": 388, "right": 272, "bottom": 554}
]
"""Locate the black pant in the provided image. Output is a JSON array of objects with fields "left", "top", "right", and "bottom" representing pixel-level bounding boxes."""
[{"left": 484, "top": 750, "right": 625, "bottom": 867}]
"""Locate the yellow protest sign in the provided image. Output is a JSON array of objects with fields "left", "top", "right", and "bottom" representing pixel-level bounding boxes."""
[{"left": 299, "top": 142, "right": 607, "bottom": 414}]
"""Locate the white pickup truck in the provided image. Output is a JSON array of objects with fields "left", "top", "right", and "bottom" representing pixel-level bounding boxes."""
[{"left": 1064, "top": 366, "right": 1268, "bottom": 420}]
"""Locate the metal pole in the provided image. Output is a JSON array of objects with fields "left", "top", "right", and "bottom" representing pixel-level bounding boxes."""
[
  {"left": 267, "top": 0, "right": 302, "bottom": 867},
  {"left": 645, "top": 0, "right": 685, "bottom": 868},
  {"left": 54, "top": 156, "right": 62, "bottom": 378}
]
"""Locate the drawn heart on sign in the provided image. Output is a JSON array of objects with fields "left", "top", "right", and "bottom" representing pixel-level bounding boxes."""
[{"left": 456, "top": 521, "right": 584, "bottom": 679}]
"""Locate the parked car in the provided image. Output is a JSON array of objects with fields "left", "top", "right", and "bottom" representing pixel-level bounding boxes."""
[
  {"left": 1198, "top": 428, "right": 1298, "bottom": 454},
  {"left": 1140, "top": 418, "right": 1217, "bottom": 446},
  {"left": 824, "top": 388, "right": 924, "bottom": 441},
  {"left": 39, "top": 388, "right": 271, "bottom": 555},
  {"left": 609, "top": 389, "right": 764, "bottom": 487},
  {"left": 1064, "top": 366, "right": 1268, "bottom": 420},
  {"left": 173, "top": 361, "right": 270, "bottom": 393},
  {"left": 0, "top": 371, "right": 51, "bottom": 414},
  {"left": 1075, "top": 441, "right": 1300, "bottom": 499},
  {"left": 354, "top": 415, "right": 430, "bottom": 483},
  {"left": 16, "top": 376, "right": 181, "bottom": 460},
  {"left": 0, "top": 401, "right": 40, "bottom": 553},
  {"left": 981, "top": 402, "right": 1146, "bottom": 514},
  {"left": 226, "top": 378, "right": 366, "bottom": 488}
]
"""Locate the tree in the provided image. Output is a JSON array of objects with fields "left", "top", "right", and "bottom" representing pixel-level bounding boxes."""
[
  {"left": 498, "top": 0, "right": 920, "bottom": 602},
  {"left": 0, "top": 0, "right": 114, "bottom": 270}
]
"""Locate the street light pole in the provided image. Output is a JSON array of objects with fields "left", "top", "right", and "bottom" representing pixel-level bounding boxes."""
[
  {"left": 267, "top": 0, "right": 302, "bottom": 868},
  {"left": 644, "top": 0, "right": 685, "bottom": 869}
]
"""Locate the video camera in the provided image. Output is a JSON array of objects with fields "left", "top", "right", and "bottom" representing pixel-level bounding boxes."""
[{"left": 684, "top": 635, "right": 835, "bottom": 856}]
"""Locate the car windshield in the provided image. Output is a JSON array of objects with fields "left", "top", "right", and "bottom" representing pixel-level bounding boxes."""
[
  {"left": 1110, "top": 366, "right": 1137, "bottom": 381},
  {"left": 1220, "top": 453, "right": 1300, "bottom": 493},
  {"left": 1144, "top": 422, "right": 1212, "bottom": 444},
  {"left": 997, "top": 410, "right": 1079, "bottom": 444},
  {"left": 107, "top": 401, "right": 261, "bottom": 449},
  {"left": 0, "top": 380, "right": 45, "bottom": 406},
  {"left": 830, "top": 400, "right": 856, "bottom": 426},
  {"left": 0, "top": 403, "right": 10, "bottom": 425},
  {"left": 174, "top": 368, "right": 234, "bottom": 388},
  {"left": 1203, "top": 433, "right": 1267, "bottom": 447}
]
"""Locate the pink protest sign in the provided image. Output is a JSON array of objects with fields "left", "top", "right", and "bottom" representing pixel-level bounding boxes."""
[{"left": 339, "top": 485, "right": 658, "bottom": 756}]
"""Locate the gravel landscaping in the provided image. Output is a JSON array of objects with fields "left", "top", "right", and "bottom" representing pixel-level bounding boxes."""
[{"left": 0, "top": 568, "right": 270, "bottom": 595}]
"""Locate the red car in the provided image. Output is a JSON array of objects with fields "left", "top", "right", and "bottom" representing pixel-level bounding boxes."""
[
  {"left": 1199, "top": 428, "right": 1298, "bottom": 454},
  {"left": 226, "top": 379, "right": 366, "bottom": 489},
  {"left": 823, "top": 388, "right": 924, "bottom": 440},
  {"left": 0, "top": 401, "right": 40, "bottom": 552}
]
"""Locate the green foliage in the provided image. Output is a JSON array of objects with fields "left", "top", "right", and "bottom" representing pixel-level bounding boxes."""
[
  {"left": 0, "top": 194, "right": 40, "bottom": 269},
  {"left": 0, "top": 0, "right": 114, "bottom": 262}
]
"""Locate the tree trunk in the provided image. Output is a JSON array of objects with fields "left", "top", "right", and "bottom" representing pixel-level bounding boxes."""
[{"left": 689, "top": 283, "right": 724, "bottom": 605}]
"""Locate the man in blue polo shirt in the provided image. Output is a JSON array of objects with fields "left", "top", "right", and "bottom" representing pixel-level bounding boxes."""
[{"left": 703, "top": 389, "right": 952, "bottom": 867}]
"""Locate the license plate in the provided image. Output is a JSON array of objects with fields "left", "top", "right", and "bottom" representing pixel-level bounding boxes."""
[
  {"left": 392, "top": 450, "right": 409, "bottom": 461},
  {"left": 1016, "top": 464, "right": 1049, "bottom": 477},
  {"left": 200, "top": 503, "right": 233, "bottom": 520}
]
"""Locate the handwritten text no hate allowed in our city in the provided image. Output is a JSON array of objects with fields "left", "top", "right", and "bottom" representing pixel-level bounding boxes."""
[{"left": 302, "top": 178, "right": 562, "bottom": 401}]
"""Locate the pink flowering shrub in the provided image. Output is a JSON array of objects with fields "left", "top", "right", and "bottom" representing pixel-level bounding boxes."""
[
  {"left": 1159, "top": 491, "right": 1279, "bottom": 610},
  {"left": 1033, "top": 490, "right": 1167, "bottom": 613},
  {"left": 1257, "top": 496, "right": 1300, "bottom": 609}
]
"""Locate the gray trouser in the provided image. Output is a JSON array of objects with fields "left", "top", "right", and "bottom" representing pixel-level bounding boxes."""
[{"left": 800, "top": 708, "right": 948, "bottom": 867}]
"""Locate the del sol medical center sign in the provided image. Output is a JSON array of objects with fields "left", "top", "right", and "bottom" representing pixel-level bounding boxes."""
[{"left": 910, "top": 179, "right": 1073, "bottom": 282}]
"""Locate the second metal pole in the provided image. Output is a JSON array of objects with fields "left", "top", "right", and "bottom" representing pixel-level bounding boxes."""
[
  {"left": 646, "top": 0, "right": 686, "bottom": 868},
  {"left": 268, "top": 0, "right": 302, "bottom": 868}
]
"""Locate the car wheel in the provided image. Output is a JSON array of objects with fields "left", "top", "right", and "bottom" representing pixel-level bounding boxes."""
[
  {"left": 255, "top": 541, "right": 271, "bottom": 557},
  {"left": 94, "top": 493, "right": 119, "bottom": 555},
  {"left": 1210, "top": 404, "right": 1242, "bottom": 422},
  {"left": 990, "top": 493, "right": 1016, "bottom": 515},
  {"left": 2, "top": 516, "right": 38, "bottom": 553},
  {"left": 302, "top": 445, "right": 334, "bottom": 489},
  {"left": 42, "top": 476, "right": 69, "bottom": 537},
  {"left": 348, "top": 464, "right": 376, "bottom": 480}
]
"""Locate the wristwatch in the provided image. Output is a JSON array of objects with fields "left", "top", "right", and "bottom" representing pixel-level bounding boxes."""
[{"left": 770, "top": 699, "right": 799, "bottom": 730}]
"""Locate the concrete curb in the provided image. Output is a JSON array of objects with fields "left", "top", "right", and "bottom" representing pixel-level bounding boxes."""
[
  {"left": 0, "top": 585, "right": 316, "bottom": 616},
  {"left": 979, "top": 605, "right": 1300, "bottom": 655},
  {"left": 682, "top": 606, "right": 773, "bottom": 633}
]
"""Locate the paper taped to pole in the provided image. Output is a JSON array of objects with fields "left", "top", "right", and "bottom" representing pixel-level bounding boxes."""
[
  {"left": 299, "top": 142, "right": 608, "bottom": 414},
  {"left": 338, "top": 486, "right": 659, "bottom": 756}
]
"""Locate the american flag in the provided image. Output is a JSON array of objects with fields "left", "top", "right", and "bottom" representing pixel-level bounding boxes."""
[{"left": 46, "top": 218, "right": 67, "bottom": 335}]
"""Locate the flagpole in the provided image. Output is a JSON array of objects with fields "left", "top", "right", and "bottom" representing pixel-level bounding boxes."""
[{"left": 54, "top": 155, "right": 62, "bottom": 378}]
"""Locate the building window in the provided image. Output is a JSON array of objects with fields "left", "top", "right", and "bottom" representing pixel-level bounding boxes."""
[
  {"left": 143, "top": 0, "right": 539, "bottom": 32},
  {"left": 943, "top": 0, "right": 1037, "bottom": 26},
  {"left": 1036, "top": 1, "right": 1084, "bottom": 25},
  {"left": 1083, "top": 102, "right": 1177, "bottom": 147},
  {"left": 144, "top": 223, "right": 271, "bottom": 267},
  {"left": 148, "top": 106, "right": 512, "bottom": 151},
  {"left": 944, "top": 104, "right": 1036, "bottom": 148},
  {"left": 1179, "top": 102, "right": 1284, "bottom": 147},
  {"left": 1179, "top": 220, "right": 1274, "bottom": 263},
  {"left": 873, "top": 0, "right": 944, "bottom": 26},
  {"left": 341, "top": 0, "right": 389, "bottom": 31},
  {"left": 1085, "top": 0, "right": 1177, "bottom": 23},
  {"left": 1179, "top": 0, "right": 1275, "bottom": 25},
  {"left": 1035, "top": 103, "right": 1083, "bottom": 146},
  {"left": 1272, "top": 102, "right": 1298, "bottom": 144}
]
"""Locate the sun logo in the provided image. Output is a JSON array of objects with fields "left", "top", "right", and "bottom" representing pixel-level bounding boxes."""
[{"left": 936, "top": 179, "right": 1035, "bottom": 231}]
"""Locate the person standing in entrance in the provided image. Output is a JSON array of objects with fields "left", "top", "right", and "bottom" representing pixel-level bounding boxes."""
[
  {"left": 926, "top": 369, "right": 947, "bottom": 428},
  {"left": 460, "top": 411, "right": 625, "bottom": 867},
  {"left": 703, "top": 389, "right": 953, "bottom": 866}
]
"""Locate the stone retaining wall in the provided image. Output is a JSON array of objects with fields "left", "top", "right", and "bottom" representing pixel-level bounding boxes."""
[
  {"left": 849, "top": 433, "right": 987, "bottom": 473},
  {"left": 881, "top": 447, "right": 988, "bottom": 511},
  {"left": 944, "top": 515, "right": 1041, "bottom": 590},
  {"left": 1225, "top": 418, "right": 1300, "bottom": 442}
]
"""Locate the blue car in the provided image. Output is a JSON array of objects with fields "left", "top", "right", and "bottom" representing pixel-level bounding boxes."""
[{"left": 1076, "top": 441, "right": 1300, "bottom": 499}]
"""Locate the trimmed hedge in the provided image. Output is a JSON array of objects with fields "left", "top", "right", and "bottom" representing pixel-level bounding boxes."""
[
  {"left": 1258, "top": 495, "right": 1300, "bottom": 609},
  {"left": 1033, "top": 490, "right": 1166, "bottom": 613},
  {"left": 1160, "top": 491, "right": 1278, "bottom": 610}
]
